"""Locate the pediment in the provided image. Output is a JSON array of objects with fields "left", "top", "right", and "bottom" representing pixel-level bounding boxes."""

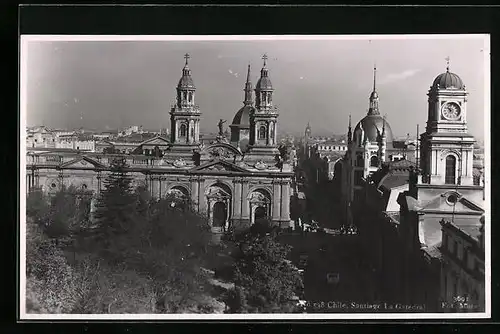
[
  {"left": 59, "top": 156, "right": 106, "bottom": 169},
  {"left": 191, "top": 159, "right": 248, "bottom": 173},
  {"left": 139, "top": 136, "right": 170, "bottom": 146},
  {"left": 421, "top": 192, "right": 484, "bottom": 214}
]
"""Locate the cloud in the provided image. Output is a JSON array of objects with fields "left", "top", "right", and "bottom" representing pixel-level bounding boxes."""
[{"left": 379, "top": 69, "right": 421, "bottom": 85}]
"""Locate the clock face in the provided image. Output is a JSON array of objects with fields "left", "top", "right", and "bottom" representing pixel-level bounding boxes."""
[{"left": 441, "top": 102, "right": 461, "bottom": 121}]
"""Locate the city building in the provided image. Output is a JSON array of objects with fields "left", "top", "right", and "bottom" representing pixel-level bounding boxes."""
[
  {"left": 26, "top": 54, "right": 294, "bottom": 233},
  {"left": 440, "top": 215, "right": 485, "bottom": 312},
  {"left": 394, "top": 63, "right": 485, "bottom": 311}
]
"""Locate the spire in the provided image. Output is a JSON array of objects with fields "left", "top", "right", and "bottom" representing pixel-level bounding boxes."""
[
  {"left": 182, "top": 53, "right": 192, "bottom": 77},
  {"left": 243, "top": 63, "right": 253, "bottom": 105},
  {"left": 260, "top": 53, "right": 269, "bottom": 77},
  {"left": 445, "top": 56, "right": 450, "bottom": 72},
  {"left": 347, "top": 114, "right": 352, "bottom": 144},
  {"left": 368, "top": 65, "right": 380, "bottom": 116}
]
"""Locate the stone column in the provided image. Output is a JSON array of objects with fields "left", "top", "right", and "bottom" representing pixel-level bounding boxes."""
[
  {"left": 272, "top": 180, "right": 281, "bottom": 222},
  {"left": 233, "top": 178, "right": 242, "bottom": 220},
  {"left": 199, "top": 178, "right": 207, "bottom": 213},
  {"left": 273, "top": 122, "right": 278, "bottom": 145},
  {"left": 207, "top": 199, "right": 213, "bottom": 226},
  {"left": 241, "top": 180, "right": 250, "bottom": 220},
  {"left": 190, "top": 177, "right": 199, "bottom": 210},
  {"left": 151, "top": 175, "right": 160, "bottom": 199},
  {"left": 267, "top": 121, "right": 271, "bottom": 145},
  {"left": 254, "top": 123, "right": 259, "bottom": 144},
  {"left": 280, "top": 180, "right": 291, "bottom": 223}
]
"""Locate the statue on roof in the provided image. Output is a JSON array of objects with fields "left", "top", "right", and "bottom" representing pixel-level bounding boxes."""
[{"left": 218, "top": 119, "right": 227, "bottom": 136}]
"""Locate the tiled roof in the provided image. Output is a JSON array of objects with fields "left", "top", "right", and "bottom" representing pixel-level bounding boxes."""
[
  {"left": 424, "top": 242, "right": 443, "bottom": 260},
  {"left": 379, "top": 174, "right": 409, "bottom": 190},
  {"left": 386, "top": 159, "right": 416, "bottom": 171},
  {"left": 450, "top": 222, "right": 482, "bottom": 242}
]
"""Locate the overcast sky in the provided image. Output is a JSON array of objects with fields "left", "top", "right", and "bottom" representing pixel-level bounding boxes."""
[{"left": 24, "top": 36, "right": 487, "bottom": 139}]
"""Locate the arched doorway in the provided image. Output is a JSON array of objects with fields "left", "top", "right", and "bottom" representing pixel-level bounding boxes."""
[
  {"left": 248, "top": 189, "right": 271, "bottom": 225},
  {"left": 213, "top": 201, "right": 227, "bottom": 228},
  {"left": 206, "top": 183, "right": 232, "bottom": 232},
  {"left": 254, "top": 206, "right": 267, "bottom": 225}
]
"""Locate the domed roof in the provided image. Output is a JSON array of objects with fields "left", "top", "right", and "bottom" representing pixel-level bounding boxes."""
[
  {"left": 256, "top": 76, "right": 273, "bottom": 90},
  {"left": 432, "top": 70, "right": 464, "bottom": 90},
  {"left": 354, "top": 114, "right": 394, "bottom": 147},
  {"left": 178, "top": 73, "right": 195, "bottom": 89},
  {"left": 231, "top": 105, "right": 254, "bottom": 128}
]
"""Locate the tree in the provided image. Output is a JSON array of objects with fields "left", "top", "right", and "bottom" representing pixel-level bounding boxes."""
[
  {"left": 222, "top": 221, "right": 304, "bottom": 313},
  {"left": 91, "top": 157, "right": 139, "bottom": 259},
  {"left": 25, "top": 217, "right": 79, "bottom": 313}
]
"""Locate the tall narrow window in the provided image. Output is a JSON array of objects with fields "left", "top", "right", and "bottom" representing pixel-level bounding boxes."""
[
  {"left": 179, "top": 124, "right": 187, "bottom": 137},
  {"left": 259, "top": 126, "right": 267, "bottom": 140},
  {"left": 356, "top": 154, "right": 364, "bottom": 167},
  {"left": 188, "top": 92, "right": 193, "bottom": 102},
  {"left": 445, "top": 155, "right": 456, "bottom": 184}
]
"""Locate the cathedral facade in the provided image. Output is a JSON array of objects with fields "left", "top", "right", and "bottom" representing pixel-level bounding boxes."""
[{"left": 26, "top": 54, "right": 293, "bottom": 232}]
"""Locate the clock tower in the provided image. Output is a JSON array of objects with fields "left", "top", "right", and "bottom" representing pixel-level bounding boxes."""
[{"left": 419, "top": 60, "right": 475, "bottom": 186}]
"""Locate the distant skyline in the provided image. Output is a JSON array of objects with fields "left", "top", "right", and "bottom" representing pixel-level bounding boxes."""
[{"left": 23, "top": 35, "right": 488, "bottom": 140}]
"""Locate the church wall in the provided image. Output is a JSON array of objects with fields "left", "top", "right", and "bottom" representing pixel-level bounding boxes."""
[{"left": 27, "top": 163, "right": 292, "bottom": 233}]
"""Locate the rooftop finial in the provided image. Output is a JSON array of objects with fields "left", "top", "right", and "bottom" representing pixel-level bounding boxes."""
[
  {"left": 373, "top": 63, "right": 377, "bottom": 91},
  {"left": 262, "top": 53, "right": 268, "bottom": 67},
  {"left": 246, "top": 63, "right": 251, "bottom": 82},
  {"left": 445, "top": 56, "right": 450, "bottom": 72},
  {"left": 184, "top": 53, "right": 190, "bottom": 66},
  {"left": 349, "top": 114, "right": 352, "bottom": 127}
]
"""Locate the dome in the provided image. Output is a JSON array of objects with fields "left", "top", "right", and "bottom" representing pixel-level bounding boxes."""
[
  {"left": 354, "top": 114, "right": 394, "bottom": 147},
  {"left": 178, "top": 75, "right": 195, "bottom": 89},
  {"left": 231, "top": 105, "right": 254, "bottom": 129},
  {"left": 256, "top": 76, "right": 273, "bottom": 90},
  {"left": 432, "top": 71, "right": 464, "bottom": 90}
]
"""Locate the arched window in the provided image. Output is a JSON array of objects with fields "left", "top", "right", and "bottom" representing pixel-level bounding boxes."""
[
  {"left": 370, "top": 155, "right": 379, "bottom": 167},
  {"left": 179, "top": 123, "right": 187, "bottom": 137},
  {"left": 445, "top": 155, "right": 456, "bottom": 184},
  {"left": 188, "top": 92, "right": 193, "bottom": 102},
  {"left": 259, "top": 125, "right": 267, "bottom": 140}
]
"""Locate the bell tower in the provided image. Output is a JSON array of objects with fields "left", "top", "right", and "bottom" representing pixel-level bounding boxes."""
[
  {"left": 419, "top": 58, "right": 475, "bottom": 186},
  {"left": 247, "top": 54, "right": 280, "bottom": 160},
  {"left": 169, "top": 53, "right": 201, "bottom": 151}
]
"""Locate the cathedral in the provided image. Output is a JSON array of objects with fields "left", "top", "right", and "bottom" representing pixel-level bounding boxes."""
[
  {"left": 25, "top": 54, "right": 293, "bottom": 232},
  {"left": 339, "top": 66, "right": 400, "bottom": 226}
]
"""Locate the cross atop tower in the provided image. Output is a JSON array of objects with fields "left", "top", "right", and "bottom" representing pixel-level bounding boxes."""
[
  {"left": 445, "top": 56, "right": 450, "bottom": 72},
  {"left": 262, "top": 53, "right": 268, "bottom": 66},
  {"left": 184, "top": 53, "right": 190, "bottom": 66}
]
